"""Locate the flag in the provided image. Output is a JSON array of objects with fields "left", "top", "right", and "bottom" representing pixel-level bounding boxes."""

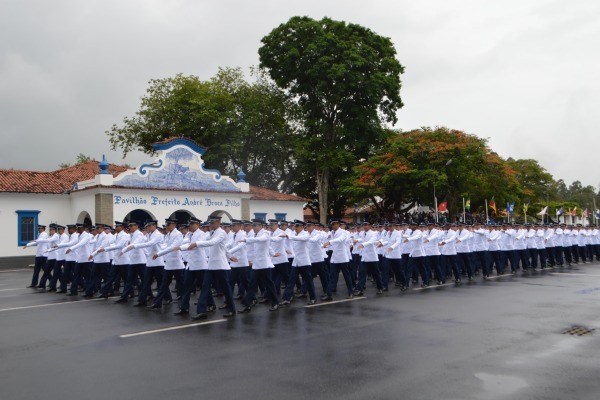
[
  {"left": 465, "top": 197, "right": 471, "bottom": 211},
  {"left": 489, "top": 197, "right": 497, "bottom": 213},
  {"left": 438, "top": 201, "right": 448, "bottom": 213},
  {"left": 571, "top": 207, "right": 577, "bottom": 216},
  {"left": 508, "top": 202, "right": 515, "bottom": 215},
  {"left": 556, "top": 207, "right": 564, "bottom": 216},
  {"left": 537, "top": 206, "right": 548, "bottom": 216},
  {"left": 583, "top": 208, "right": 589, "bottom": 217},
  {"left": 523, "top": 202, "right": 530, "bottom": 213},
  {"left": 595, "top": 209, "right": 600, "bottom": 219}
]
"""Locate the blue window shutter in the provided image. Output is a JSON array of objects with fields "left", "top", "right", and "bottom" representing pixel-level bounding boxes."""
[{"left": 16, "top": 210, "right": 40, "bottom": 246}]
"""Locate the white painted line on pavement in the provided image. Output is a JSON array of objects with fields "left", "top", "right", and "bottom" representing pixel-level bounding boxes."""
[
  {"left": 0, "top": 296, "right": 119, "bottom": 312},
  {"left": 551, "top": 273, "right": 600, "bottom": 277},
  {"left": 0, "top": 269, "right": 30, "bottom": 273},
  {"left": 120, "top": 319, "right": 227, "bottom": 338},
  {"left": 0, "top": 288, "right": 26, "bottom": 292},
  {"left": 305, "top": 296, "right": 367, "bottom": 308}
]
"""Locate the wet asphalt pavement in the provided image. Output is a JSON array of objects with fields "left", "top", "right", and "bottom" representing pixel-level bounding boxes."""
[{"left": 2, "top": 263, "right": 600, "bottom": 400}]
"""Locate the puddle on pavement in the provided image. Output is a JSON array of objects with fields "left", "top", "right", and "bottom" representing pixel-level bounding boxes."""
[{"left": 475, "top": 372, "right": 529, "bottom": 399}]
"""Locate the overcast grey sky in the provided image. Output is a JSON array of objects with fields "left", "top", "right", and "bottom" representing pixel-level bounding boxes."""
[{"left": 1, "top": 0, "right": 598, "bottom": 188}]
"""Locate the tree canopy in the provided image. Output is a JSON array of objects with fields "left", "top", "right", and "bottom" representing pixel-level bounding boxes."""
[
  {"left": 106, "top": 67, "right": 300, "bottom": 191},
  {"left": 259, "top": 16, "right": 404, "bottom": 222}
]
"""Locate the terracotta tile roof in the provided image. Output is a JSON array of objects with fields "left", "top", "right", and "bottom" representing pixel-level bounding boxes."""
[
  {"left": 248, "top": 186, "right": 308, "bottom": 202},
  {"left": 0, "top": 161, "right": 129, "bottom": 194}
]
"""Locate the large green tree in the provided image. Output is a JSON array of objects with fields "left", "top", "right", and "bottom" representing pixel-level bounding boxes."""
[
  {"left": 106, "top": 67, "right": 300, "bottom": 191},
  {"left": 259, "top": 16, "right": 404, "bottom": 223}
]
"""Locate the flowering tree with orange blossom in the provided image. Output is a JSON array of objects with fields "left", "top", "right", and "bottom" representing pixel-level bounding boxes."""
[{"left": 343, "top": 127, "right": 522, "bottom": 221}]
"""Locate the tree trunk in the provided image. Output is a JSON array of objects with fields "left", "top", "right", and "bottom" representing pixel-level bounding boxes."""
[{"left": 316, "top": 166, "right": 329, "bottom": 224}]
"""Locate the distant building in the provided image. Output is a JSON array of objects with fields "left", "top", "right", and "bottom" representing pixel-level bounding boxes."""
[{"left": 0, "top": 138, "right": 306, "bottom": 262}]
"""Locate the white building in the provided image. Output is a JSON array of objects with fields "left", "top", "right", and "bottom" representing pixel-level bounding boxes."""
[{"left": 0, "top": 138, "right": 306, "bottom": 263}]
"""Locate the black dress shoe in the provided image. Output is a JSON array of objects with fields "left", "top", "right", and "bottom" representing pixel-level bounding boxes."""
[
  {"left": 207, "top": 305, "right": 216, "bottom": 312},
  {"left": 97, "top": 293, "right": 109, "bottom": 299},
  {"left": 176, "top": 296, "right": 182, "bottom": 301},
  {"left": 114, "top": 298, "right": 128, "bottom": 304},
  {"left": 47, "top": 288, "right": 57, "bottom": 292},
  {"left": 66, "top": 293, "right": 77, "bottom": 296},
  {"left": 57, "top": 290, "right": 67, "bottom": 294},
  {"left": 191, "top": 313, "right": 208, "bottom": 320},
  {"left": 307, "top": 299, "right": 316, "bottom": 305},
  {"left": 269, "top": 304, "right": 279, "bottom": 311},
  {"left": 26, "top": 285, "right": 36, "bottom": 288},
  {"left": 237, "top": 306, "right": 252, "bottom": 314},
  {"left": 218, "top": 304, "right": 228, "bottom": 309},
  {"left": 147, "top": 304, "right": 161, "bottom": 310},
  {"left": 36, "top": 285, "right": 45, "bottom": 289},
  {"left": 234, "top": 294, "right": 243, "bottom": 300},
  {"left": 223, "top": 311, "right": 235, "bottom": 318},
  {"left": 82, "top": 294, "right": 93, "bottom": 298},
  {"left": 321, "top": 295, "right": 333, "bottom": 301},
  {"left": 174, "top": 309, "right": 189, "bottom": 316},
  {"left": 258, "top": 298, "right": 268, "bottom": 304},
  {"left": 163, "top": 299, "right": 173, "bottom": 305},
  {"left": 132, "top": 303, "right": 146, "bottom": 307}
]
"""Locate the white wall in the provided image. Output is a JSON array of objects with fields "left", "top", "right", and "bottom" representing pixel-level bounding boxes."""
[
  {"left": 0, "top": 193, "right": 70, "bottom": 258},
  {"left": 248, "top": 200, "right": 305, "bottom": 222}
]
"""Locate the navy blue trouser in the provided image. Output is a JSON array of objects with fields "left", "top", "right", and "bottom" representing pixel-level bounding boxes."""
[
  {"left": 440, "top": 255, "right": 460, "bottom": 281},
  {"left": 473, "top": 251, "right": 490, "bottom": 276},
  {"left": 490, "top": 251, "right": 502, "bottom": 274},
  {"left": 243, "top": 268, "right": 278, "bottom": 307},
  {"left": 153, "top": 269, "right": 182, "bottom": 307},
  {"left": 229, "top": 266, "right": 249, "bottom": 297},
  {"left": 389, "top": 258, "right": 406, "bottom": 287},
  {"left": 30, "top": 256, "right": 47, "bottom": 287},
  {"left": 63, "top": 261, "right": 75, "bottom": 289},
  {"left": 272, "top": 262, "right": 289, "bottom": 295},
  {"left": 180, "top": 270, "right": 210, "bottom": 311},
  {"left": 457, "top": 252, "right": 473, "bottom": 278},
  {"left": 409, "top": 256, "right": 431, "bottom": 285},
  {"left": 515, "top": 249, "right": 529, "bottom": 270},
  {"left": 528, "top": 248, "right": 538, "bottom": 268},
  {"left": 357, "top": 261, "right": 383, "bottom": 291},
  {"left": 85, "top": 262, "right": 110, "bottom": 295},
  {"left": 39, "top": 258, "right": 56, "bottom": 288},
  {"left": 310, "top": 261, "right": 329, "bottom": 294},
  {"left": 50, "top": 259, "right": 65, "bottom": 290},
  {"left": 327, "top": 262, "right": 353, "bottom": 296},
  {"left": 121, "top": 264, "right": 145, "bottom": 299},
  {"left": 70, "top": 262, "right": 90, "bottom": 294},
  {"left": 283, "top": 266, "right": 316, "bottom": 301},
  {"left": 197, "top": 270, "right": 234, "bottom": 313},
  {"left": 137, "top": 266, "right": 163, "bottom": 305},
  {"left": 428, "top": 255, "right": 442, "bottom": 282}
]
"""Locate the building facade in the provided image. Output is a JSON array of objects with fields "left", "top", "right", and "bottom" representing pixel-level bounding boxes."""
[{"left": 0, "top": 138, "right": 306, "bottom": 262}]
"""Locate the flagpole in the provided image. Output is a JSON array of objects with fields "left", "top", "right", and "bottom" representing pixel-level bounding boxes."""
[
  {"left": 594, "top": 197, "right": 598, "bottom": 226},
  {"left": 462, "top": 197, "right": 466, "bottom": 223},
  {"left": 485, "top": 199, "right": 489, "bottom": 225},
  {"left": 433, "top": 177, "right": 438, "bottom": 223}
]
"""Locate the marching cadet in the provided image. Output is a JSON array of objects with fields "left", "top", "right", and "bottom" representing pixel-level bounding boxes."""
[
  {"left": 114, "top": 221, "right": 146, "bottom": 303},
  {"left": 354, "top": 221, "right": 384, "bottom": 295},
  {"left": 424, "top": 224, "right": 443, "bottom": 284},
  {"left": 147, "top": 219, "right": 184, "bottom": 310},
  {"left": 53, "top": 224, "right": 78, "bottom": 292},
  {"left": 513, "top": 224, "right": 529, "bottom": 271},
  {"left": 456, "top": 224, "right": 474, "bottom": 281},
  {"left": 84, "top": 224, "right": 112, "bottom": 297},
  {"left": 535, "top": 225, "right": 547, "bottom": 269},
  {"left": 486, "top": 224, "right": 503, "bottom": 275},
  {"left": 36, "top": 224, "right": 60, "bottom": 290},
  {"left": 268, "top": 219, "right": 290, "bottom": 297},
  {"left": 65, "top": 224, "right": 93, "bottom": 296},
  {"left": 122, "top": 220, "right": 164, "bottom": 307},
  {"left": 306, "top": 221, "right": 329, "bottom": 295},
  {"left": 24, "top": 224, "right": 49, "bottom": 288},
  {"left": 386, "top": 222, "right": 406, "bottom": 289},
  {"left": 562, "top": 225, "right": 573, "bottom": 266},
  {"left": 238, "top": 219, "right": 280, "bottom": 313},
  {"left": 186, "top": 217, "right": 236, "bottom": 319},
  {"left": 174, "top": 218, "right": 212, "bottom": 315},
  {"left": 525, "top": 224, "right": 538, "bottom": 270},
  {"left": 554, "top": 224, "right": 565, "bottom": 267},
  {"left": 280, "top": 220, "right": 317, "bottom": 305},
  {"left": 544, "top": 224, "right": 556, "bottom": 267},
  {"left": 322, "top": 219, "right": 354, "bottom": 300},
  {"left": 405, "top": 223, "right": 431, "bottom": 288},
  {"left": 94, "top": 221, "right": 130, "bottom": 298},
  {"left": 48, "top": 225, "right": 67, "bottom": 292},
  {"left": 499, "top": 224, "right": 517, "bottom": 274},
  {"left": 472, "top": 223, "right": 491, "bottom": 278},
  {"left": 438, "top": 224, "right": 461, "bottom": 284},
  {"left": 226, "top": 219, "right": 250, "bottom": 300}
]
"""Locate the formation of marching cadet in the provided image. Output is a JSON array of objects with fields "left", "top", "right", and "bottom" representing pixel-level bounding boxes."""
[{"left": 23, "top": 218, "right": 600, "bottom": 320}]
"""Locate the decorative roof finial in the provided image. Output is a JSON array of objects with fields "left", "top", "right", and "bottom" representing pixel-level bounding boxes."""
[
  {"left": 237, "top": 168, "right": 246, "bottom": 183},
  {"left": 99, "top": 155, "right": 109, "bottom": 175}
]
